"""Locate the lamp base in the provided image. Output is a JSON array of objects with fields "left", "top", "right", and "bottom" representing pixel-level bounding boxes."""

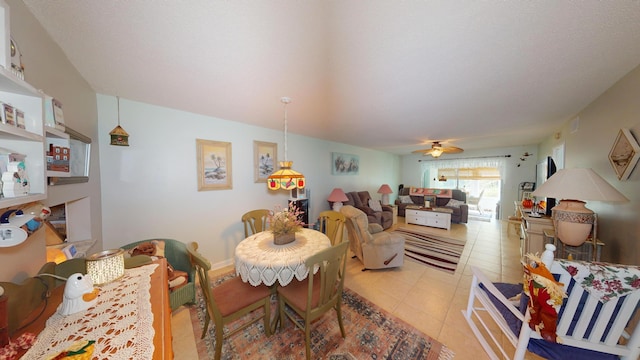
[
  {"left": 381, "top": 194, "right": 390, "bottom": 206},
  {"left": 332, "top": 202, "right": 344, "bottom": 212},
  {"left": 552, "top": 200, "right": 595, "bottom": 246}
]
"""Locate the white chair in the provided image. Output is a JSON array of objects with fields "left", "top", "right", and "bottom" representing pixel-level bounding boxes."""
[
  {"left": 467, "top": 189, "right": 485, "bottom": 215},
  {"left": 463, "top": 249, "right": 640, "bottom": 359}
]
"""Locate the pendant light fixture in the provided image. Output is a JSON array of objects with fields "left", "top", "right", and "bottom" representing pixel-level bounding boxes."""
[
  {"left": 109, "top": 96, "right": 130, "bottom": 146},
  {"left": 267, "top": 97, "right": 305, "bottom": 191}
]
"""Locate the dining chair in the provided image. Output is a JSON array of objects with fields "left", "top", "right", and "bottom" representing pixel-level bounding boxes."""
[
  {"left": 277, "top": 241, "right": 349, "bottom": 360},
  {"left": 317, "top": 210, "right": 346, "bottom": 246},
  {"left": 186, "top": 242, "right": 272, "bottom": 360},
  {"left": 241, "top": 209, "right": 271, "bottom": 238}
]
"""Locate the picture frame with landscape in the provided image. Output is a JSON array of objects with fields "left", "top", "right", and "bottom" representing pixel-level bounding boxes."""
[
  {"left": 254, "top": 140, "right": 277, "bottom": 183},
  {"left": 197, "top": 139, "right": 232, "bottom": 191},
  {"left": 608, "top": 128, "right": 640, "bottom": 181}
]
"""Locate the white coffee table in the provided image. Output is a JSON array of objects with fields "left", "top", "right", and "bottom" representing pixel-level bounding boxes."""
[{"left": 405, "top": 208, "right": 452, "bottom": 230}]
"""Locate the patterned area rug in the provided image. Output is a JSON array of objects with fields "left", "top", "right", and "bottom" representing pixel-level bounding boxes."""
[
  {"left": 189, "top": 272, "right": 455, "bottom": 360},
  {"left": 393, "top": 228, "right": 466, "bottom": 274}
]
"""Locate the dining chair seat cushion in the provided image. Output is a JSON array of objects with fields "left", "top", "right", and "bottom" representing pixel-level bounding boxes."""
[
  {"left": 277, "top": 274, "right": 322, "bottom": 310},
  {"left": 213, "top": 277, "right": 272, "bottom": 317}
]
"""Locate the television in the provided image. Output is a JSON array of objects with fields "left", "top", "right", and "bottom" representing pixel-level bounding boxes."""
[{"left": 536, "top": 156, "right": 557, "bottom": 216}]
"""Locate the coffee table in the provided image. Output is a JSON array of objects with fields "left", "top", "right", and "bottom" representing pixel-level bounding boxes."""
[{"left": 405, "top": 207, "right": 452, "bottom": 230}]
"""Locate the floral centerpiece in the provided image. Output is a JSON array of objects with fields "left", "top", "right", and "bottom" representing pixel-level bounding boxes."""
[{"left": 269, "top": 204, "right": 303, "bottom": 245}]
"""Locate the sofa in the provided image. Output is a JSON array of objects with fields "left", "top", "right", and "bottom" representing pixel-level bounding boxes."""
[
  {"left": 395, "top": 188, "right": 468, "bottom": 224},
  {"left": 329, "top": 191, "right": 393, "bottom": 229}
]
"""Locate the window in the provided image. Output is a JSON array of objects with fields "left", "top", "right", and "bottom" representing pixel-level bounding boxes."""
[{"left": 422, "top": 158, "right": 506, "bottom": 218}]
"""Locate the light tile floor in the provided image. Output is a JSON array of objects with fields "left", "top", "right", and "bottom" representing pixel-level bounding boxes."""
[{"left": 171, "top": 217, "right": 539, "bottom": 359}]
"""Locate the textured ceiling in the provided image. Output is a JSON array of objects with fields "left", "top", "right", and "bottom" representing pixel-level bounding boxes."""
[{"left": 22, "top": 0, "right": 640, "bottom": 155}]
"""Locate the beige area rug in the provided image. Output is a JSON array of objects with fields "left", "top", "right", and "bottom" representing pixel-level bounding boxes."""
[
  {"left": 393, "top": 227, "right": 466, "bottom": 274},
  {"left": 189, "top": 272, "right": 455, "bottom": 360}
]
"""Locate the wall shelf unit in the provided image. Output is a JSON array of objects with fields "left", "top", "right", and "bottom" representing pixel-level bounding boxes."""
[{"left": 0, "top": 2, "right": 47, "bottom": 209}]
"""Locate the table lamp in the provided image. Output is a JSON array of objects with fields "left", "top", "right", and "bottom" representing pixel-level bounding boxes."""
[
  {"left": 377, "top": 184, "right": 393, "bottom": 205},
  {"left": 531, "top": 168, "right": 628, "bottom": 246},
  {"left": 327, "top": 188, "right": 348, "bottom": 212}
]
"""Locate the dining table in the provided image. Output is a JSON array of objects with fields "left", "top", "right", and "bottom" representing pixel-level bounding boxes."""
[{"left": 235, "top": 228, "right": 331, "bottom": 287}]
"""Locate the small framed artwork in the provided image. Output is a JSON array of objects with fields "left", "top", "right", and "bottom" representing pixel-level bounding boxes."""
[
  {"left": 331, "top": 152, "right": 359, "bottom": 175},
  {"left": 196, "top": 139, "right": 232, "bottom": 191},
  {"left": 254, "top": 140, "right": 277, "bottom": 183},
  {"left": 608, "top": 129, "right": 640, "bottom": 181}
]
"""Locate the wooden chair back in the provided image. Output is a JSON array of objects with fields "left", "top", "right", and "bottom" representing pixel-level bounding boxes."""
[
  {"left": 317, "top": 210, "right": 345, "bottom": 246},
  {"left": 241, "top": 209, "right": 270, "bottom": 238},
  {"left": 186, "top": 241, "right": 271, "bottom": 360}
]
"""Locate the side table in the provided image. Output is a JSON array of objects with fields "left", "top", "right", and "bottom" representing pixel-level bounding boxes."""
[{"left": 389, "top": 205, "right": 398, "bottom": 225}]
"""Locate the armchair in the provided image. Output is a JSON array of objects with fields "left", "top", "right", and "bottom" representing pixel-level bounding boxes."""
[
  {"left": 340, "top": 205, "right": 404, "bottom": 270},
  {"left": 345, "top": 191, "right": 393, "bottom": 229},
  {"left": 121, "top": 238, "right": 196, "bottom": 311}
]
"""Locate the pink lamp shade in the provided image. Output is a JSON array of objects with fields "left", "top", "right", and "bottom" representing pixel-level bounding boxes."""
[
  {"left": 327, "top": 188, "right": 348, "bottom": 211},
  {"left": 377, "top": 184, "right": 393, "bottom": 205}
]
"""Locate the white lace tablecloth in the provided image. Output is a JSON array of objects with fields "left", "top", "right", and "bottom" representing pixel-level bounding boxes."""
[
  {"left": 23, "top": 264, "right": 158, "bottom": 360},
  {"left": 235, "top": 228, "right": 331, "bottom": 286}
]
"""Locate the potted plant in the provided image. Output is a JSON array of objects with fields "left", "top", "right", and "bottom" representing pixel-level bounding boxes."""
[{"left": 269, "top": 204, "right": 303, "bottom": 245}]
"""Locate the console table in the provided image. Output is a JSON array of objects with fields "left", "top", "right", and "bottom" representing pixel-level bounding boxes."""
[
  {"left": 405, "top": 208, "right": 451, "bottom": 230},
  {"left": 515, "top": 202, "right": 554, "bottom": 256},
  {"left": 13, "top": 259, "right": 172, "bottom": 359}
]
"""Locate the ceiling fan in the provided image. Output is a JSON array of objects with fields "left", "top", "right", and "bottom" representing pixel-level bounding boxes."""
[{"left": 412, "top": 141, "right": 464, "bottom": 158}]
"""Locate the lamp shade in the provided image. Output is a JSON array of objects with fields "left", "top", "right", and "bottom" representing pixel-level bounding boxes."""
[
  {"left": 531, "top": 168, "right": 628, "bottom": 202},
  {"left": 327, "top": 188, "right": 348, "bottom": 211},
  {"left": 377, "top": 184, "right": 393, "bottom": 205},
  {"left": 377, "top": 184, "right": 393, "bottom": 194},
  {"left": 327, "top": 188, "right": 348, "bottom": 202},
  {"left": 267, "top": 161, "right": 305, "bottom": 190},
  {"left": 531, "top": 168, "right": 628, "bottom": 246}
]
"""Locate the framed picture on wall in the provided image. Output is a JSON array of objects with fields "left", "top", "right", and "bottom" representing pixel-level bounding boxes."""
[
  {"left": 331, "top": 152, "right": 359, "bottom": 175},
  {"left": 608, "top": 129, "right": 640, "bottom": 181},
  {"left": 254, "top": 140, "right": 277, "bottom": 183},
  {"left": 196, "top": 139, "right": 232, "bottom": 191}
]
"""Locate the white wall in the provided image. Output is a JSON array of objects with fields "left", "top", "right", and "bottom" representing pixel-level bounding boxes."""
[
  {"left": 97, "top": 95, "right": 400, "bottom": 267},
  {"left": 538, "top": 64, "right": 640, "bottom": 264},
  {"left": 400, "top": 145, "right": 539, "bottom": 220}
]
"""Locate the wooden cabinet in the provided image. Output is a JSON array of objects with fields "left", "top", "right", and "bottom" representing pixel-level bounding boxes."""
[{"left": 405, "top": 208, "right": 451, "bottom": 230}]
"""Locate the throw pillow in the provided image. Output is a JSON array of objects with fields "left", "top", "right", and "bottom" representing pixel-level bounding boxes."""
[
  {"left": 369, "top": 199, "right": 383, "bottom": 212},
  {"left": 446, "top": 199, "right": 465, "bottom": 208},
  {"left": 399, "top": 195, "right": 413, "bottom": 204}
]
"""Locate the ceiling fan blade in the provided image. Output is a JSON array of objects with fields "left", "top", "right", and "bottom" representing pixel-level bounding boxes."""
[
  {"left": 412, "top": 148, "right": 434, "bottom": 154},
  {"left": 441, "top": 146, "right": 464, "bottom": 153}
]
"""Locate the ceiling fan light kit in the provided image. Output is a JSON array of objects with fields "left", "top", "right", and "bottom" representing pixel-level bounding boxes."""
[{"left": 413, "top": 141, "right": 464, "bottom": 158}]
